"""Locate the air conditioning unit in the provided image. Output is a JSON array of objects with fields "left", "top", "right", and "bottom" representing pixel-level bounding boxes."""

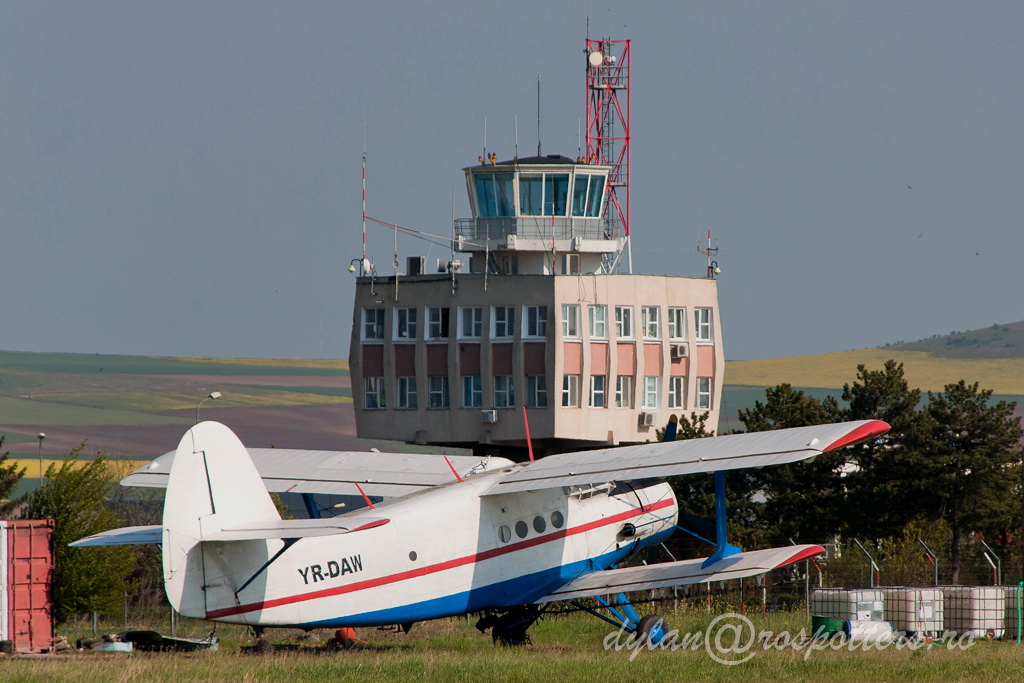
[
  {"left": 481, "top": 410, "right": 498, "bottom": 424},
  {"left": 638, "top": 412, "right": 655, "bottom": 427},
  {"left": 670, "top": 343, "right": 689, "bottom": 359},
  {"left": 407, "top": 256, "right": 426, "bottom": 276}
]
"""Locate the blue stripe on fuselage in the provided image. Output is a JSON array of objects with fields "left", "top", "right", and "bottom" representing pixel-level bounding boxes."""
[{"left": 293, "top": 528, "right": 673, "bottom": 629}]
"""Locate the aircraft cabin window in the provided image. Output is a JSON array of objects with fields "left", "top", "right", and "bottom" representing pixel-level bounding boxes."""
[
  {"left": 533, "top": 516, "right": 546, "bottom": 534},
  {"left": 498, "top": 525, "right": 512, "bottom": 543},
  {"left": 515, "top": 520, "right": 529, "bottom": 539},
  {"left": 550, "top": 510, "right": 564, "bottom": 529}
]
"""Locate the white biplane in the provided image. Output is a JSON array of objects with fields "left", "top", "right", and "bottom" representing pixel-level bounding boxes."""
[{"left": 73, "top": 418, "right": 888, "bottom": 645}]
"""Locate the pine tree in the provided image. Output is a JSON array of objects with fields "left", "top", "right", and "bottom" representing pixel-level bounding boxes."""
[{"left": 923, "top": 380, "right": 1023, "bottom": 582}]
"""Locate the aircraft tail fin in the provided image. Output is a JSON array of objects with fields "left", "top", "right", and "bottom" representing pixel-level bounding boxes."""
[{"left": 162, "top": 421, "right": 280, "bottom": 616}]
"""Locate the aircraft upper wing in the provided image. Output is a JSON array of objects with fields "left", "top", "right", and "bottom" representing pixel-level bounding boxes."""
[
  {"left": 534, "top": 545, "right": 824, "bottom": 603},
  {"left": 483, "top": 420, "right": 888, "bottom": 496},
  {"left": 122, "top": 449, "right": 514, "bottom": 498}
]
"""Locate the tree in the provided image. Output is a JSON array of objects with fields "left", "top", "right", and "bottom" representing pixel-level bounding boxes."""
[
  {"left": 20, "top": 442, "right": 136, "bottom": 623},
  {"left": 0, "top": 435, "right": 26, "bottom": 516},
  {"left": 838, "top": 361, "right": 932, "bottom": 540},
  {"left": 923, "top": 380, "right": 1023, "bottom": 582},
  {"left": 738, "top": 384, "right": 845, "bottom": 544},
  {"left": 666, "top": 412, "right": 768, "bottom": 553}
]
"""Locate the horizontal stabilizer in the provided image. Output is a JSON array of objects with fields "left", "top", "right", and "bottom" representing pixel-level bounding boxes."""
[
  {"left": 70, "top": 525, "right": 163, "bottom": 547},
  {"left": 535, "top": 545, "right": 824, "bottom": 603}
]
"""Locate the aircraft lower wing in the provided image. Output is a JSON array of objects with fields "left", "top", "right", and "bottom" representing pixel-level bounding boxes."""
[
  {"left": 534, "top": 545, "right": 824, "bottom": 603},
  {"left": 484, "top": 420, "right": 889, "bottom": 496},
  {"left": 122, "top": 448, "right": 514, "bottom": 499}
]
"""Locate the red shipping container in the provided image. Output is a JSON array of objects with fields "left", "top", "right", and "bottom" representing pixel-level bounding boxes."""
[{"left": 0, "top": 520, "right": 55, "bottom": 653}]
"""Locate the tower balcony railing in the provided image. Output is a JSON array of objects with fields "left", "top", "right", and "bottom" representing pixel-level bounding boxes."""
[{"left": 455, "top": 217, "right": 620, "bottom": 243}]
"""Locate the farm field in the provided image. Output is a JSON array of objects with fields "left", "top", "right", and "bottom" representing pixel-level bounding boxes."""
[{"left": 5, "top": 611, "right": 1023, "bottom": 683}]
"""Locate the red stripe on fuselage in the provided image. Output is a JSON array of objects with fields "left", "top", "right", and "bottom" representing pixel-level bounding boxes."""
[{"left": 205, "top": 497, "right": 675, "bottom": 619}]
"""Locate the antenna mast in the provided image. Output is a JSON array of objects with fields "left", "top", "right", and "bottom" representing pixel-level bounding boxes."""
[{"left": 585, "top": 38, "right": 632, "bottom": 272}]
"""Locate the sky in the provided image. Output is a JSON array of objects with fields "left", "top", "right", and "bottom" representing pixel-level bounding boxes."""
[{"left": 2, "top": 1, "right": 1021, "bottom": 361}]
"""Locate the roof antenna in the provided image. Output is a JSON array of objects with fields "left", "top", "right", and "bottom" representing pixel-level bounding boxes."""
[
  {"left": 482, "top": 116, "right": 487, "bottom": 164},
  {"left": 514, "top": 113, "right": 519, "bottom": 162},
  {"left": 536, "top": 75, "right": 542, "bottom": 157}
]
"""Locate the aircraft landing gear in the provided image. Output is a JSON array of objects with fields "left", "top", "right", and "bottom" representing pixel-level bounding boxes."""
[{"left": 475, "top": 606, "right": 543, "bottom": 646}]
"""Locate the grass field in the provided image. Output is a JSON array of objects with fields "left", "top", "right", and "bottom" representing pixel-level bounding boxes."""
[
  {"left": 727, "top": 349, "right": 1024, "bottom": 396},
  {"left": 5, "top": 611, "right": 1023, "bottom": 682}
]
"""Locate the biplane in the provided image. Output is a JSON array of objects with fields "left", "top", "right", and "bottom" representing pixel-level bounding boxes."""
[{"left": 73, "top": 418, "right": 889, "bottom": 645}]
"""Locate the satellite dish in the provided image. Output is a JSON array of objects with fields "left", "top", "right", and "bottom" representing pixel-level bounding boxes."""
[{"left": 588, "top": 51, "right": 603, "bottom": 67}]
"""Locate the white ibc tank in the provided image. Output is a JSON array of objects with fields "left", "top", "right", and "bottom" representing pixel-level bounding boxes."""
[
  {"left": 1002, "top": 585, "right": 1022, "bottom": 641},
  {"left": 942, "top": 586, "right": 1005, "bottom": 638},
  {"left": 811, "top": 588, "right": 885, "bottom": 622},
  {"left": 883, "top": 588, "right": 944, "bottom": 636}
]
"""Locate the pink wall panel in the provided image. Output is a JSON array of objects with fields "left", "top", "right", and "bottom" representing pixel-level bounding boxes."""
[
  {"left": 459, "top": 343, "right": 480, "bottom": 375},
  {"left": 590, "top": 343, "right": 608, "bottom": 373},
  {"left": 696, "top": 344, "right": 716, "bottom": 376},
  {"left": 643, "top": 343, "right": 663, "bottom": 375},
  {"left": 394, "top": 344, "right": 415, "bottom": 376},
  {"left": 563, "top": 342, "right": 583, "bottom": 374},
  {"left": 362, "top": 345, "right": 384, "bottom": 376},
  {"left": 616, "top": 343, "right": 636, "bottom": 374},
  {"left": 492, "top": 343, "right": 513, "bottom": 375},
  {"left": 523, "top": 342, "right": 546, "bottom": 375},
  {"left": 426, "top": 344, "right": 448, "bottom": 375}
]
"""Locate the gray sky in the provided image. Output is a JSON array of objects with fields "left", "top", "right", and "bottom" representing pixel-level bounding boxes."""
[{"left": 2, "top": 2, "right": 1021, "bottom": 361}]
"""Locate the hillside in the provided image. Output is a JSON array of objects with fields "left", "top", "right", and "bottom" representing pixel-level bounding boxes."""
[{"left": 885, "top": 320, "right": 1024, "bottom": 359}]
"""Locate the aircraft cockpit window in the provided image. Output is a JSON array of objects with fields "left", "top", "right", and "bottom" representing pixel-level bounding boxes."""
[
  {"left": 515, "top": 520, "right": 529, "bottom": 539},
  {"left": 533, "top": 515, "right": 546, "bottom": 534},
  {"left": 498, "top": 525, "right": 512, "bottom": 543},
  {"left": 550, "top": 510, "right": 565, "bottom": 529}
]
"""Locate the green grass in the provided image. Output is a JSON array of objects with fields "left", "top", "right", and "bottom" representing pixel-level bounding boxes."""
[
  {"left": 0, "top": 350, "right": 347, "bottom": 376},
  {"left": 727, "top": 349, "right": 1024, "bottom": 396},
  {"left": 4, "top": 610, "right": 1023, "bottom": 682},
  {"left": 0, "top": 396, "right": 190, "bottom": 427}
]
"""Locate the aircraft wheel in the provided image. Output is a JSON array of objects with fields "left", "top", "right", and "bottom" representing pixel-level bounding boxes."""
[{"left": 636, "top": 614, "right": 666, "bottom": 645}]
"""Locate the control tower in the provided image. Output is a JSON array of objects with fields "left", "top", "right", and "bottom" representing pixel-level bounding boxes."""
[{"left": 348, "top": 40, "right": 723, "bottom": 458}]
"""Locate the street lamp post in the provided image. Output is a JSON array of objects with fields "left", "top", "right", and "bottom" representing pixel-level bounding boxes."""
[
  {"left": 37, "top": 433, "right": 46, "bottom": 486},
  {"left": 196, "top": 392, "right": 222, "bottom": 424}
]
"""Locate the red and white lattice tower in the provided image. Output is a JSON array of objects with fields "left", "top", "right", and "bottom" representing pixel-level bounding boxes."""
[{"left": 585, "top": 38, "right": 631, "bottom": 271}]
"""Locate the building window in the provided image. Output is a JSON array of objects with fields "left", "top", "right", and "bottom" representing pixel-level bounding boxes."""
[
  {"left": 589, "top": 305, "right": 607, "bottom": 339},
  {"left": 526, "top": 375, "right": 548, "bottom": 408},
  {"left": 668, "top": 376, "right": 685, "bottom": 409},
  {"left": 615, "top": 306, "right": 633, "bottom": 338},
  {"left": 642, "top": 306, "right": 660, "bottom": 339},
  {"left": 428, "top": 375, "right": 449, "bottom": 409},
  {"left": 590, "top": 375, "right": 606, "bottom": 408},
  {"left": 697, "top": 377, "right": 712, "bottom": 410},
  {"left": 615, "top": 375, "right": 634, "bottom": 408},
  {"left": 462, "top": 375, "right": 482, "bottom": 408},
  {"left": 396, "top": 308, "right": 417, "bottom": 340},
  {"left": 695, "top": 307, "right": 713, "bottom": 342},
  {"left": 561, "top": 374, "right": 580, "bottom": 407},
  {"left": 460, "top": 307, "right": 482, "bottom": 338},
  {"left": 364, "top": 376, "right": 385, "bottom": 409},
  {"left": 525, "top": 305, "right": 548, "bottom": 337},
  {"left": 668, "top": 307, "right": 687, "bottom": 340},
  {"left": 561, "top": 304, "right": 580, "bottom": 338},
  {"left": 426, "top": 307, "right": 450, "bottom": 339},
  {"left": 642, "top": 376, "right": 659, "bottom": 409},
  {"left": 494, "top": 375, "right": 514, "bottom": 408},
  {"left": 363, "top": 308, "right": 385, "bottom": 340},
  {"left": 397, "top": 376, "right": 417, "bottom": 409},
  {"left": 493, "top": 306, "right": 515, "bottom": 338}
]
